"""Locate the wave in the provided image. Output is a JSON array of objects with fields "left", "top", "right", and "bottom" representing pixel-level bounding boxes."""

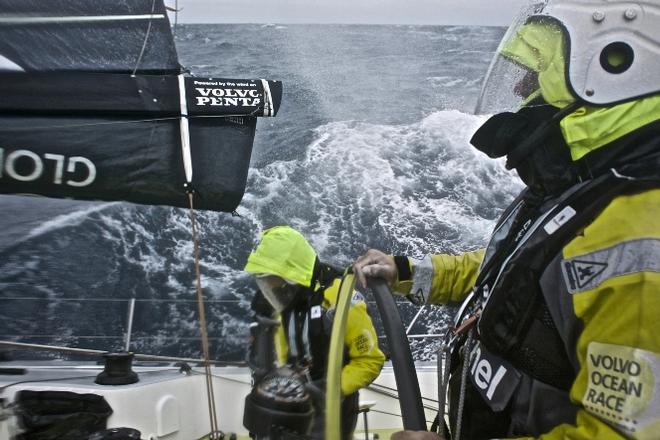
[
  {"left": 235, "top": 109, "right": 523, "bottom": 360},
  {"left": 27, "top": 202, "right": 117, "bottom": 239},
  {"left": 244, "top": 109, "right": 522, "bottom": 264},
  {"left": 427, "top": 76, "right": 464, "bottom": 88}
]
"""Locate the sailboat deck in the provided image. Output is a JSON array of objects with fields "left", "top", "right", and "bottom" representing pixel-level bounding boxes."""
[{"left": 0, "top": 361, "right": 439, "bottom": 439}]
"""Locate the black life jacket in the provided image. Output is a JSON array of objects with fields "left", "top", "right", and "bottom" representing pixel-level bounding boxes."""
[
  {"left": 281, "top": 260, "right": 343, "bottom": 381},
  {"left": 448, "top": 147, "right": 660, "bottom": 439}
]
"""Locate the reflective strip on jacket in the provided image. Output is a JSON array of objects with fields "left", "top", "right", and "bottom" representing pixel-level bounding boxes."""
[
  {"left": 394, "top": 189, "right": 660, "bottom": 439},
  {"left": 274, "top": 277, "right": 385, "bottom": 396}
]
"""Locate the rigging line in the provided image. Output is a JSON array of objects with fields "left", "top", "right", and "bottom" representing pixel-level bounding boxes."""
[
  {"left": 190, "top": 370, "right": 252, "bottom": 386},
  {"left": 0, "top": 374, "right": 99, "bottom": 393},
  {"left": 0, "top": 340, "right": 220, "bottom": 364},
  {"left": 454, "top": 328, "right": 474, "bottom": 440},
  {"left": 370, "top": 408, "right": 405, "bottom": 419},
  {"left": 368, "top": 389, "right": 438, "bottom": 412},
  {"left": 0, "top": 335, "right": 230, "bottom": 341},
  {"left": 0, "top": 116, "right": 180, "bottom": 132},
  {"left": 173, "top": 0, "right": 179, "bottom": 37},
  {"left": 1, "top": 368, "right": 181, "bottom": 393},
  {"left": 406, "top": 305, "right": 426, "bottom": 334},
  {"left": 1, "top": 297, "right": 244, "bottom": 303},
  {"left": 377, "top": 333, "right": 445, "bottom": 339},
  {"left": 0, "top": 113, "right": 251, "bottom": 133},
  {"left": 187, "top": 193, "right": 220, "bottom": 437},
  {"left": 0, "top": 335, "right": 123, "bottom": 340},
  {"left": 369, "top": 382, "right": 439, "bottom": 404},
  {"left": 132, "top": 0, "right": 157, "bottom": 76}
]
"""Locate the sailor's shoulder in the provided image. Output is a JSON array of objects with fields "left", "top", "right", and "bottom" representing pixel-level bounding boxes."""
[{"left": 564, "top": 188, "right": 660, "bottom": 258}]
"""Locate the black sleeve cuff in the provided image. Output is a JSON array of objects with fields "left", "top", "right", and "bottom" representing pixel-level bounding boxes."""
[{"left": 394, "top": 255, "right": 411, "bottom": 281}]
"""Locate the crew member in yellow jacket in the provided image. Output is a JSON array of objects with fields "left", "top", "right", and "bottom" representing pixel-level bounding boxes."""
[
  {"left": 355, "top": 1, "right": 660, "bottom": 439},
  {"left": 245, "top": 226, "right": 385, "bottom": 440}
]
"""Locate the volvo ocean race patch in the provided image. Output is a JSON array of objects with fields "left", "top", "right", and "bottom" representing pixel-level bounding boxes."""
[
  {"left": 582, "top": 342, "right": 660, "bottom": 439},
  {"left": 469, "top": 343, "right": 521, "bottom": 412},
  {"left": 354, "top": 332, "right": 373, "bottom": 354}
]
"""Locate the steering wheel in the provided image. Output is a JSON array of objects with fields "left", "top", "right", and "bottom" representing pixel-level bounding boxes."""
[{"left": 367, "top": 277, "right": 427, "bottom": 431}]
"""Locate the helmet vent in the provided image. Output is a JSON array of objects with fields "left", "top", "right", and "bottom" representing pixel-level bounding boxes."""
[{"left": 600, "top": 42, "right": 634, "bottom": 74}]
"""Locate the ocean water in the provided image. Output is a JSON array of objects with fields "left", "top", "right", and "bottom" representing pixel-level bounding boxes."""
[{"left": 0, "top": 24, "right": 520, "bottom": 362}]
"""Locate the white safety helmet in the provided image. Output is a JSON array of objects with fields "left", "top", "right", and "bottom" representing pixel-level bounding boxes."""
[{"left": 476, "top": 0, "right": 660, "bottom": 114}]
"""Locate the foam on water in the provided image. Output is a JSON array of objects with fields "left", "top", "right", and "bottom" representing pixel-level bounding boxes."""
[
  {"left": 27, "top": 203, "right": 117, "bottom": 240},
  {"left": 236, "top": 109, "right": 522, "bottom": 362},
  {"left": 244, "top": 109, "right": 521, "bottom": 263}
]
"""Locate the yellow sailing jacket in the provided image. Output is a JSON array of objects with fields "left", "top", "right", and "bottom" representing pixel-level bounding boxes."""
[
  {"left": 274, "top": 277, "right": 385, "bottom": 397},
  {"left": 394, "top": 188, "right": 660, "bottom": 439}
]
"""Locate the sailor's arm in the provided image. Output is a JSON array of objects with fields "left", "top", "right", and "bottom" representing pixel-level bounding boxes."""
[
  {"left": 340, "top": 296, "right": 386, "bottom": 396},
  {"left": 394, "top": 251, "right": 485, "bottom": 304},
  {"left": 354, "top": 249, "right": 485, "bottom": 305}
]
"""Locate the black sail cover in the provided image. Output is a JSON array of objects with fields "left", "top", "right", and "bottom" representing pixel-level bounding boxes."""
[{"left": 0, "top": 0, "right": 282, "bottom": 212}]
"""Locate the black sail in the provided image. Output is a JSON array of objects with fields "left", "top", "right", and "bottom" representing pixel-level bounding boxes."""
[
  {"left": 0, "top": 0, "right": 282, "bottom": 212},
  {"left": 0, "top": 0, "right": 180, "bottom": 73}
]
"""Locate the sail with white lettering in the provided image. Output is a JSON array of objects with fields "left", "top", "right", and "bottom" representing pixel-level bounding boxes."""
[{"left": 0, "top": 0, "right": 282, "bottom": 212}]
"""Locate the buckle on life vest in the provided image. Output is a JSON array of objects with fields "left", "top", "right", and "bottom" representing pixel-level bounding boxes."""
[{"left": 453, "top": 312, "right": 480, "bottom": 337}]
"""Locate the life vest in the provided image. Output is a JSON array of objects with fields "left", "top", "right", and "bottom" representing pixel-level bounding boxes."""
[
  {"left": 447, "top": 150, "right": 660, "bottom": 439},
  {"left": 281, "top": 260, "right": 343, "bottom": 381}
]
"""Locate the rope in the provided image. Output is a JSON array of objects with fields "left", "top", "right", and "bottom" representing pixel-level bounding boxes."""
[
  {"left": 0, "top": 340, "right": 223, "bottom": 364},
  {"left": 0, "top": 335, "right": 230, "bottom": 341},
  {"left": 405, "top": 305, "right": 426, "bottom": 334},
  {"left": 0, "top": 113, "right": 255, "bottom": 133},
  {"left": 187, "top": 192, "right": 220, "bottom": 439},
  {"left": 368, "top": 381, "right": 439, "bottom": 405},
  {"left": 0, "top": 116, "right": 179, "bottom": 132},
  {"left": 173, "top": 0, "right": 179, "bottom": 37},
  {"left": 0, "top": 296, "right": 243, "bottom": 303},
  {"left": 0, "top": 373, "right": 101, "bottom": 393},
  {"left": 453, "top": 328, "right": 475, "bottom": 440},
  {"left": 132, "top": 0, "right": 157, "bottom": 76},
  {"left": 370, "top": 408, "right": 405, "bottom": 418}
]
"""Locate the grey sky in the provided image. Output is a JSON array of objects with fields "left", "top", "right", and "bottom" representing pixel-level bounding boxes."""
[{"left": 173, "top": 0, "right": 529, "bottom": 26}]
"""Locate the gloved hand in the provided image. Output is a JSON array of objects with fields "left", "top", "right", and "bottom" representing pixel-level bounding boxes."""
[{"left": 390, "top": 431, "right": 445, "bottom": 440}]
